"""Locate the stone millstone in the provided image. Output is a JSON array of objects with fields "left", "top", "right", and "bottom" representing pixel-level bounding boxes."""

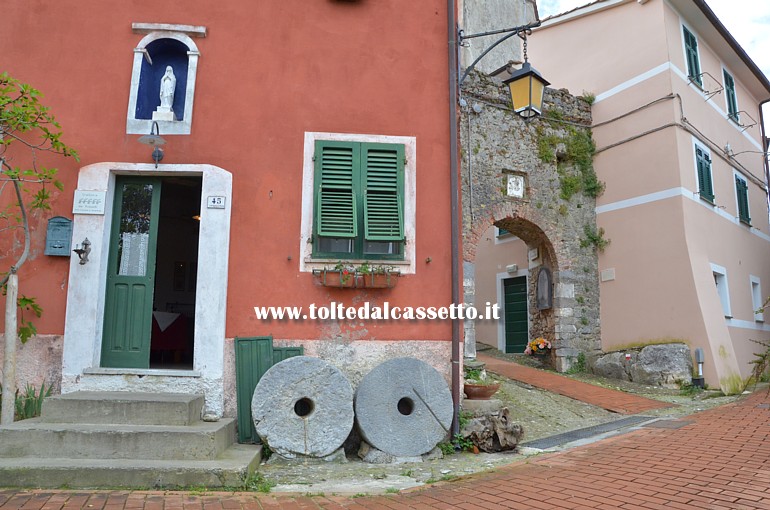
[
  {"left": 355, "top": 357, "right": 453, "bottom": 457},
  {"left": 252, "top": 356, "right": 354, "bottom": 459}
]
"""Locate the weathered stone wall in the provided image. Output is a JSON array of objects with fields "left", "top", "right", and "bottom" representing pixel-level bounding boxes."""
[{"left": 460, "top": 72, "right": 601, "bottom": 370}]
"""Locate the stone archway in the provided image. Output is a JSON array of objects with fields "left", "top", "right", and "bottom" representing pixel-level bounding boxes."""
[{"left": 460, "top": 72, "right": 601, "bottom": 371}]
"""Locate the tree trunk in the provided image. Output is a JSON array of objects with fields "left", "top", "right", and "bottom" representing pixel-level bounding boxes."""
[{"left": 1, "top": 273, "right": 18, "bottom": 424}]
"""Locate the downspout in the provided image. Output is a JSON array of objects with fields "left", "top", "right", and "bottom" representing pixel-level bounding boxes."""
[
  {"left": 447, "top": 0, "right": 461, "bottom": 437},
  {"left": 759, "top": 100, "right": 770, "bottom": 216}
]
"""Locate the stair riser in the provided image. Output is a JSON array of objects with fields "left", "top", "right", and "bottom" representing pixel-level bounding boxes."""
[
  {"left": 41, "top": 396, "right": 204, "bottom": 426},
  {"left": 0, "top": 423, "right": 234, "bottom": 461},
  {"left": 0, "top": 461, "right": 258, "bottom": 489}
]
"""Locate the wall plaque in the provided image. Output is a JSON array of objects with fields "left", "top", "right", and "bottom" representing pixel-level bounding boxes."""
[{"left": 72, "top": 190, "right": 106, "bottom": 215}]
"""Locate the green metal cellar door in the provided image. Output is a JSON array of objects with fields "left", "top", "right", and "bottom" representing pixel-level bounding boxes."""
[
  {"left": 504, "top": 276, "right": 528, "bottom": 354},
  {"left": 234, "top": 336, "right": 303, "bottom": 443}
]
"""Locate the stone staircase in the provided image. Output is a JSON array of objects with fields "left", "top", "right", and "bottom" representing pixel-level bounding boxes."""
[{"left": 0, "top": 391, "right": 261, "bottom": 488}]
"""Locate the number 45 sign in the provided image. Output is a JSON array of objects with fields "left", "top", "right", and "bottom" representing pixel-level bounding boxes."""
[{"left": 207, "top": 196, "right": 226, "bottom": 209}]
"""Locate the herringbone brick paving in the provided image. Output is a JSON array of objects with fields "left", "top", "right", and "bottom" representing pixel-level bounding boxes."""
[
  {"left": 2, "top": 390, "right": 769, "bottom": 509},
  {"left": 477, "top": 353, "right": 674, "bottom": 414}
]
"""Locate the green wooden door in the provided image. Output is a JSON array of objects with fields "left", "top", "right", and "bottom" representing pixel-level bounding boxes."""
[
  {"left": 504, "top": 276, "right": 528, "bottom": 354},
  {"left": 234, "top": 337, "right": 304, "bottom": 443},
  {"left": 101, "top": 177, "right": 162, "bottom": 368}
]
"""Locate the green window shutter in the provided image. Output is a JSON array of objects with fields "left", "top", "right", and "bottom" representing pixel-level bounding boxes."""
[
  {"left": 315, "top": 141, "right": 359, "bottom": 238},
  {"left": 684, "top": 27, "right": 701, "bottom": 85},
  {"left": 234, "top": 336, "right": 274, "bottom": 444},
  {"left": 736, "top": 176, "right": 751, "bottom": 224},
  {"left": 696, "top": 146, "right": 714, "bottom": 202},
  {"left": 362, "top": 143, "right": 404, "bottom": 241},
  {"left": 723, "top": 70, "right": 739, "bottom": 121}
]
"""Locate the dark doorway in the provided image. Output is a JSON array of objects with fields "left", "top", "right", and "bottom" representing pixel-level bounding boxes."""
[{"left": 150, "top": 176, "right": 202, "bottom": 369}]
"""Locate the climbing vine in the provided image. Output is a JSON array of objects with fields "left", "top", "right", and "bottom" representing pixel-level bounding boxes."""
[{"left": 536, "top": 113, "right": 604, "bottom": 201}]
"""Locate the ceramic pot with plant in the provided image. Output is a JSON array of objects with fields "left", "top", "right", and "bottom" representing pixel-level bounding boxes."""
[{"left": 463, "top": 367, "right": 500, "bottom": 400}]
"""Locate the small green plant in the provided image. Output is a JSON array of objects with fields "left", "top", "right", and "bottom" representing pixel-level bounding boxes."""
[
  {"left": 580, "top": 224, "right": 610, "bottom": 252},
  {"left": 385, "top": 488, "right": 399, "bottom": 494},
  {"left": 452, "top": 433, "right": 474, "bottom": 452},
  {"left": 559, "top": 173, "right": 582, "bottom": 201},
  {"left": 352, "top": 493, "right": 367, "bottom": 498},
  {"left": 400, "top": 469, "right": 414, "bottom": 477},
  {"left": 746, "top": 337, "right": 770, "bottom": 392},
  {"left": 678, "top": 381, "right": 703, "bottom": 397},
  {"left": 0, "top": 382, "right": 52, "bottom": 421},
  {"left": 243, "top": 472, "right": 276, "bottom": 493},
  {"left": 566, "top": 352, "right": 587, "bottom": 374},
  {"left": 576, "top": 296, "right": 585, "bottom": 305},
  {"left": 260, "top": 437, "right": 272, "bottom": 461},
  {"left": 580, "top": 91, "right": 596, "bottom": 105},
  {"left": 440, "top": 473, "right": 458, "bottom": 482},
  {"left": 458, "top": 410, "right": 473, "bottom": 430},
  {"left": 558, "top": 204, "right": 568, "bottom": 216},
  {"left": 437, "top": 441, "right": 455, "bottom": 456}
]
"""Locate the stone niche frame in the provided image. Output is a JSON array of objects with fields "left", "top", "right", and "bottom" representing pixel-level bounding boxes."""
[
  {"left": 60, "top": 163, "right": 232, "bottom": 416},
  {"left": 126, "top": 23, "right": 206, "bottom": 135},
  {"left": 460, "top": 72, "right": 601, "bottom": 371}
]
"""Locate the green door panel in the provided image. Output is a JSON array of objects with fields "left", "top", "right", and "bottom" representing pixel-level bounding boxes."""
[
  {"left": 504, "top": 276, "right": 528, "bottom": 354},
  {"left": 234, "top": 337, "right": 304, "bottom": 443},
  {"left": 101, "top": 177, "right": 162, "bottom": 369}
]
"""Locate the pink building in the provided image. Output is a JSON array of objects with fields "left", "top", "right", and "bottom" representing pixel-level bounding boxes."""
[{"left": 521, "top": 0, "right": 770, "bottom": 391}]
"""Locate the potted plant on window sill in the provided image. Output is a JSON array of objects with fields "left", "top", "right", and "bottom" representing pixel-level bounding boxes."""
[
  {"left": 313, "top": 262, "right": 400, "bottom": 289},
  {"left": 463, "top": 367, "right": 500, "bottom": 400}
]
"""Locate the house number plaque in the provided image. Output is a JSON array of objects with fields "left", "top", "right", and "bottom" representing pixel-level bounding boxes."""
[{"left": 207, "top": 196, "right": 226, "bottom": 209}]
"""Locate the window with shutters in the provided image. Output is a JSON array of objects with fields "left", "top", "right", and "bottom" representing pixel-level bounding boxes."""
[
  {"left": 723, "top": 69, "right": 740, "bottom": 122},
  {"left": 734, "top": 173, "right": 750, "bottom": 225},
  {"left": 695, "top": 144, "right": 714, "bottom": 203},
  {"left": 312, "top": 140, "right": 405, "bottom": 260},
  {"left": 683, "top": 26, "right": 702, "bottom": 87}
]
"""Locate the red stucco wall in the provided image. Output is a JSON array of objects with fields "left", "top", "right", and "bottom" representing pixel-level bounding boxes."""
[{"left": 1, "top": 0, "right": 454, "bottom": 342}]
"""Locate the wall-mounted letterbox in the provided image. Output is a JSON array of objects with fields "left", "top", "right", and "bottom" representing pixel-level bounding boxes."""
[{"left": 44, "top": 216, "right": 73, "bottom": 256}]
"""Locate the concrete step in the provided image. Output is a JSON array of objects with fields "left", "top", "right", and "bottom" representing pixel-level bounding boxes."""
[
  {"left": 40, "top": 391, "right": 204, "bottom": 426},
  {"left": 0, "top": 418, "right": 236, "bottom": 461},
  {"left": 0, "top": 443, "right": 262, "bottom": 488}
]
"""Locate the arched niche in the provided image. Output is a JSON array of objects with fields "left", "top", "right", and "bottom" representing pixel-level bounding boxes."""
[{"left": 126, "top": 29, "right": 201, "bottom": 135}]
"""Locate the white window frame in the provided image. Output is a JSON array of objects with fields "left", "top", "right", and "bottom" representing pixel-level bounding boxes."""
[
  {"left": 494, "top": 226, "right": 519, "bottom": 245},
  {"left": 750, "top": 275, "right": 764, "bottom": 322},
  {"left": 711, "top": 263, "right": 732, "bottom": 318},
  {"left": 126, "top": 27, "right": 202, "bottom": 135},
  {"left": 299, "top": 132, "right": 417, "bottom": 274}
]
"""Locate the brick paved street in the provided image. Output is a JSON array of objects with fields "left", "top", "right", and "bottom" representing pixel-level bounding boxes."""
[
  {"left": 478, "top": 353, "right": 674, "bottom": 415},
  {"left": 2, "top": 389, "right": 768, "bottom": 509}
]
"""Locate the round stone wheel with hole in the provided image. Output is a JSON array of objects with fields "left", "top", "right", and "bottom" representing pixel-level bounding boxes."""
[
  {"left": 251, "top": 356, "right": 354, "bottom": 458},
  {"left": 355, "top": 357, "right": 453, "bottom": 457}
]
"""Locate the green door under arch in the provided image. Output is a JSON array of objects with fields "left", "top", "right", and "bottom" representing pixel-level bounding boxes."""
[{"left": 504, "top": 276, "right": 528, "bottom": 353}]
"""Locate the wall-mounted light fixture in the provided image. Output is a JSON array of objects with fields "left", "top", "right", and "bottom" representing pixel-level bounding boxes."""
[
  {"left": 137, "top": 121, "right": 166, "bottom": 168},
  {"left": 72, "top": 238, "right": 91, "bottom": 265},
  {"left": 502, "top": 33, "right": 550, "bottom": 119},
  {"left": 458, "top": 20, "right": 548, "bottom": 120}
]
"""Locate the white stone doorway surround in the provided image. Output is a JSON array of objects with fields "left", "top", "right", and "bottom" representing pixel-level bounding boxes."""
[{"left": 61, "top": 163, "right": 232, "bottom": 416}]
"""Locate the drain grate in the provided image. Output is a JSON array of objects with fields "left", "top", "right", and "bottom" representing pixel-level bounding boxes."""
[
  {"left": 520, "top": 415, "right": 653, "bottom": 450},
  {"left": 642, "top": 419, "right": 693, "bottom": 429}
]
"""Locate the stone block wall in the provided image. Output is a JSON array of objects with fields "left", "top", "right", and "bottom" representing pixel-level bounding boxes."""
[{"left": 460, "top": 71, "right": 601, "bottom": 370}]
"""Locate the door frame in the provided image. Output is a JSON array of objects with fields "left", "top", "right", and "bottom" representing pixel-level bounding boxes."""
[
  {"left": 496, "top": 268, "right": 529, "bottom": 353},
  {"left": 61, "top": 163, "right": 232, "bottom": 416}
]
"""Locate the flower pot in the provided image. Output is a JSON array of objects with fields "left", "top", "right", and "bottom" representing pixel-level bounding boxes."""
[
  {"left": 315, "top": 270, "right": 355, "bottom": 288},
  {"left": 360, "top": 272, "right": 397, "bottom": 289},
  {"left": 463, "top": 383, "right": 500, "bottom": 400}
]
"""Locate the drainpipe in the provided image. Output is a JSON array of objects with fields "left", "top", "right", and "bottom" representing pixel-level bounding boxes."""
[
  {"left": 447, "top": 0, "right": 461, "bottom": 437},
  {"left": 759, "top": 100, "right": 770, "bottom": 217}
]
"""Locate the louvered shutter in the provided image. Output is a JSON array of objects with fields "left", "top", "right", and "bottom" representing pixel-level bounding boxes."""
[
  {"left": 362, "top": 143, "right": 404, "bottom": 241},
  {"left": 736, "top": 176, "right": 750, "bottom": 224},
  {"left": 315, "top": 141, "right": 358, "bottom": 238},
  {"left": 684, "top": 28, "right": 701, "bottom": 85},
  {"left": 696, "top": 147, "right": 714, "bottom": 202},
  {"left": 724, "top": 71, "right": 739, "bottom": 121}
]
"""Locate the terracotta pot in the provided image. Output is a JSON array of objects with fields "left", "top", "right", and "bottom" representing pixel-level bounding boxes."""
[
  {"left": 315, "top": 270, "right": 355, "bottom": 288},
  {"left": 360, "top": 273, "right": 397, "bottom": 288},
  {"left": 463, "top": 382, "right": 500, "bottom": 400}
]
